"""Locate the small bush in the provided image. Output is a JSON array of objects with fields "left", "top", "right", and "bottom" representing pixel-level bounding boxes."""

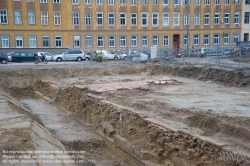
[{"left": 93, "top": 51, "right": 104, "bottom": 62}]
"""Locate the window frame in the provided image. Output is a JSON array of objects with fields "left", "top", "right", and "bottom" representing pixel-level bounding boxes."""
[
  {"left": 55, "top": 36, "right": 62, "bottom": 48},
  {"left": 109, "top": 36, "right": 115, "bottom": 47},
  {"left": 108, "top": 13, "right": 115, "bottom": 26},
  {"left": 42, "top": 35, "right": 50, "bottom": 48},
  {"left": 120, "top": 13, "right": 126, "bottom": 26},
  {"left": 85, "top": 13, "right": 91, "bottom": 26},
  {"left": 96, "top": 12, "right": 103, "bottom": 26},
  {"left": 163, "top": 13, "right": 169, "bottom": 27},
  {"left": 163, "top": 35, "right": 169, "bottom": 46},
  {"left": 15, "top": 35, "right": 23, "bottom": 48},
  {"left": 194, "top": 34, "right": 199, "bottom": 45},
  {"left": 1, "top": 35, "right": 9, "bottom": 48},
  {"left": 73, "top": 12, "right": 80, "bottom": 25},
  {"left": 14, "top": 11, "right": 22, "bottom": 25},
  {"left": 204, "top": 34, "right": 210, "bottom": 45},
  {"left": 73, "top": 35, "right": 80, "bottom": 48},
  {"left": 234, "top": 12, "right": 240, "bottom": 24},
  {"left": 131, "top": 35, "right": 137, "bottom": 47},
  {"left": 204, "top": 13, "right": 210, "bottom": 25},
  {"left": 131, "top": 13, "right": 137, "bottom": 26},
  {"left": 223, "top": 33, "right": 229, "bottom": 45},
  {"left": 194, "top": 13, "right": 200, "bottom": 25},
  {"left": 40, "top": 0, "right": 47, "bottom": 3},
  {"left": 97, "top": 36, "right": 104, "bottom": 47},
  {"left": 53, "top": 0, "right": 61, "bottom": 3},
  {"left": 29, "top": 35, "right": 37, "bottom": 48},
  {"left": 152, "top": 35, "right": 158, "bottom": 46},
  {"left": 28, "top": 11, "right": 35, "bottom": 25},
  {"left": 41, "top": 12, "right": 48, "bottom": 25},
  {"left": 173, "top": 12, "right": 180, "bottom": 26},
  {"left": 54, "top": 12, "right": 61, "bottom": 25},
  {"left": 224, "top": 13, "right": 230, "bottom": 24},
  {"left": 214, "top": 34, "right": 219, "bottom": 45},
  {"left": 152, "top": 12, "right": 159, "bottom": 26},
  {"left": 120, "top": 35, "right": 126, "bottom": 47},
  {"left": 214, "top": 13, "right": 220, "bottom": 25},
  {"left": 85, "top": 36, "right": 92, "bottom": 48},
  {"left": 0, "top": 10, "right": 8, "bottom": 24},
  {"left": 141, "top": 13, "right": 148, "bottom": 26},
  {"left": 142, "top": 35, "right": 148, "bottom": 46}
]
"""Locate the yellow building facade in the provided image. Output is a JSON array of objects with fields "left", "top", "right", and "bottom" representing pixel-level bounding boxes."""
[{"left": 0, "top": 0, "right": 242, "bottom": 51}]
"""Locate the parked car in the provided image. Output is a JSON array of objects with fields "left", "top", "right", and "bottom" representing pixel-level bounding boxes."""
[
  {"left": 7, "top": 52, "right": 14, "bottom": 61},
  {"left": 51, "top": 50, "right": 86, "bottom": 62},
  {"left": 198, "top": 48, "right": 223, "bottom": 57},
  {"left": 95, "top": 50, "right": 117, "bottom": 60},
  {"left": 11, "top": 52, "right": 36, "bottom": 62},
  {"left": 0, "top": 52, "right": 8, "bottom": 64},
  {"left": 37, "top": 52, "right": 53, "bottom": 61}
]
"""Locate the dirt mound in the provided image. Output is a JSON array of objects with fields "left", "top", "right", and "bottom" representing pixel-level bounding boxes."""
[{"left": 150, "top": 66, "right": 250, "bottom": 87}]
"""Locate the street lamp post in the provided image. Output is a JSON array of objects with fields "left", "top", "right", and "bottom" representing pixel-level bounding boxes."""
[{"left": 185, "top": 3, "right": 190, "bottom": 66}]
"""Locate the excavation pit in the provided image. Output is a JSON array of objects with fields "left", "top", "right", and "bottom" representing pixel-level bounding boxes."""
[{"left": 0, "top": 63, "right": 250, "bottom": 166}]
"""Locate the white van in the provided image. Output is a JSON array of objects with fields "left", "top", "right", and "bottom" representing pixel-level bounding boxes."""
[{"left": 95, "top": 50, "right": 117, "bottom": 60}]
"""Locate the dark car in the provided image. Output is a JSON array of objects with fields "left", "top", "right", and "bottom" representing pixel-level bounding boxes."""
[
  {"left": 11, "top": 52, "right": 36, "bottom": 62},
  {"left": 0, "top": 52, "right": 8, "bottom": 64}
]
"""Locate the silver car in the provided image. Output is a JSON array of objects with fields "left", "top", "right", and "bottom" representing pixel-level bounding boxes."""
[{"left": 52, "top": 50, "right": 86, "bottom": 62}]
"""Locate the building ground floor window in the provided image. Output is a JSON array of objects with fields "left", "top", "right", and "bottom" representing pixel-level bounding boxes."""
[{"left": 1, "top": 32, "right": 241, "bottom": 49}]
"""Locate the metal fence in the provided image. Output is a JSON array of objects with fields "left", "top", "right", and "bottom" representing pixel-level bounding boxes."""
[{"left": 86, "top": 44, "right": 249, "bottom": 70}]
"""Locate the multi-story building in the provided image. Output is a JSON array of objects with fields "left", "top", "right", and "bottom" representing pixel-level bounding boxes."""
[
  {"left": 0, "top": 0, "right": 243, "bottom": 52},
  {"left": 242, "top": 0, "right": 250, "bottom": 41}
]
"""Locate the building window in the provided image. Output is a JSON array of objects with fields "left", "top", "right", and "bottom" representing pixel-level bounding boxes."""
[
  {"left": 0, "top": 11, "right": 8, "bottom": 24},
  {"left": 131, "top": 13, "right": 137, "bottom": 26},
  {"left": 74, "top": 36, "right": 80, "bottom": 48},
  {"left": 108, "top": 0, "right": 114, "bottom": 4},
  {"left": 215, "top": 0, "right": 220, "bottom": 5},
  {"left": 109, "top": 36, "right": 115, "bottom": 47},
  {"left": 153, "top": 0, "right": 158, "bottom": 5},
  {"left": 131, "top": 0, "right": 136, "bottom": 5},
  {"left": 204, "top": 34, "right": 209, "bottom": 45},
  {"left": 41, "top": 12, "right": 48, "bottom": 25},
  {"left": 108, "top": 13, "right": 114, "bottom": 26},
  {"left": 163, "top": 0, "right": 168, "bottom": 5},
  {"left": 174, "top": 0, "right": 179, "bottom": 5},
  {"left": 142, "top": 35, "right": 148, "bottom": 46},
  {"left": 54, "top": 12, "right": 61, "bottom": 25},
  {"left": 163, "top": 13, "right": 169, "bottom": 26},
  {"left": 214, "top": 34, "right": 219, "bottom": 45},
  {"left": 246, "top": 0, "right": 250, "bottom": 4},
  {"left": 244, "top": 12, "right": 250, "bottom": 24},
  {"left": 224, "top": 34, "right": 229, "bottom": 44},
  {"left": 40, "top": 0, "right": 47, "bottom": 3},
  {"left": 55, "top": 36, "right": 62, "bottom": 47},
  {"left": 194, "top": 13, "right": 200, "bottom": 25},
  {"left": 86, "top": 36, "right": 92, "bottom": 47},
  {"left": 120, "top": 0, "right": 126, "bottom": 5},
  {"left": 97, "top": 36, "right": 104, "bottom": 47},
  {"left": 14, "top": 11, "right": 22, "bottom": 24},
  {"left": 53, "top": 0, "right": 60, "bottom": 3},
  {"left": 195, "top": 0, "right": 200, "bottom": 5},
  {"left": 120, "top": 13, "right": 126, "bottom": 26},
  {"left": 184, "top": 34, "right": 189, "bottom": 46},
  {"left": 225, "top": 0, "right": 230, "bottom": 5},
  {"left": 131, "top": 35, "right": 137, "bottom": 47},
  {"left": 224, "top": 13, "right": 230, "bottom": 24},
  {"left": 28, "top": 11, "right": 35, "bottom": 25},
  {"left": 72, "top": 0, "right": 79, "bottom": 4},
  {"left": 194, "top": 34, "right": 199, "bottom": 45},
  {"left": 204, "top": 14, "right": 210, "bottom": 25},
  {"left": 184, "top": 13, "right": 189, "bottom": 25},
  {"left": 120, "top": 36, "right": 126, "bottom": 47},
  {"left": 205, "top": 0, "right": 210, "bottom": 5},
  {"left": 184, "top": 0, "right": 190, "bottom": 5},
  {"left": 1, "top": 35, "right": 9, "bottom": 48},
  {"left": 85, "top": 13, "right": 91, "bottom": 25},
  {"left": 73, "top": 13, "right": 79, "bottom": 25},
  {"left": 42, "top": 36, "right": 49, "bottom": 47},
  {"left": 142, "top": 0, "right": 147, "bottom": 5},
  {"left": 234, "top": 33, "right": 239, "bottom": 44},
  {"left": 163, "top": 35, "right": 169, "bottom": 46},
  {"left": 96, "top": 0, "right": 102, "bottom": 5},
  {"left": 234, "top": 13, "right": 240, "bottom": 24},
  {"left": 173, "top": 13, "right": 180, "bottom": 26},
  {"left": 97, "top": 13, "right": 103, "bottom": 26},
  {"left": 214, "top": 13, "right": 220, "bottom": 25},
  {"left": 141, "top": 13, "right": 148, "bottom": 26},
  {"left": 152, "top": 13, "right": 158, "bottom": 26},
  {"left": 153, "top": 35, "right": 158, "bottom": 46},
  {"left": 85, "top": 0, "right": 91, "bottom": 4},
  {"left": 29, "top": 35, "right": 36, "bottom": 48},
  {"left": 15, "top": 35, "right": 23, "bottom": 48},
  {"left": 27, "top": 0, "right": 34, "bottom": 2}
]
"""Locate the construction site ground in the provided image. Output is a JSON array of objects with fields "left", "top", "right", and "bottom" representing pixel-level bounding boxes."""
[{"left": 0, "top": 59, "right": 250, "bottom": 166}]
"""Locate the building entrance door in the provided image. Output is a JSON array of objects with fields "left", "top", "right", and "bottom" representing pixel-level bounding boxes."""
[{"left": 173, "top": 34, "right": 180, "bottom": 55}]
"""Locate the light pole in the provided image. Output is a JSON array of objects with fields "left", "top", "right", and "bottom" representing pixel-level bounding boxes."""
[{"left": 185, "top": 3, "right": 190, "bottom": 66}]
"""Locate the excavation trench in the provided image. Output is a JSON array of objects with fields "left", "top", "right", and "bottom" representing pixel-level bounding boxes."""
[{"left": 1, "top": 64, "right": 250, "bottom": 166}]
